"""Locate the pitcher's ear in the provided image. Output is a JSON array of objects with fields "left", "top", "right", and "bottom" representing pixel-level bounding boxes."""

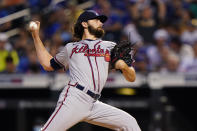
[{"left": 81, "top": 22, "right": 88, "bottom": 28}]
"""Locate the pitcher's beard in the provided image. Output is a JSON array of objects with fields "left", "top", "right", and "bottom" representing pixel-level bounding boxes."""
[{"left": 88, "top": 25, "right": 105, "bottom": 38}]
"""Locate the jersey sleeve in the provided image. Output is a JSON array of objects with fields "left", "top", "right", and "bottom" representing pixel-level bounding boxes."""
[
  {"left": 108, "top": 42, "right": 117, "bottom": 51},
  {"left": 50, "top": 46, "right": 69, "bottom": 70}
]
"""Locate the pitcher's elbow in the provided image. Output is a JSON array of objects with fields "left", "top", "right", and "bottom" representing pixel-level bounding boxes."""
[
  {"left": 41, "top": 63, "right": 54, "bottom": 71},
  {"left": 125, "top": 74, "right": 136, "bottom": 82},
  {"left": 131, "top": 76, "right": 136, "bottom": 82},
  {"left": 128, "top": 76, "right": 136, "bottom": 82}
]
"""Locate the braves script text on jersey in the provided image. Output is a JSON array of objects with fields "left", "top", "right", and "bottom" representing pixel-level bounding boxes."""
[{"left": 41, "top": 39, "right": 141, "bottom": 131}]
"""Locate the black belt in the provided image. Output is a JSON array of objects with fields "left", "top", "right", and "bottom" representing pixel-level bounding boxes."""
[{"left": 76, "top": 84, "right": 100, "bottom": 100}]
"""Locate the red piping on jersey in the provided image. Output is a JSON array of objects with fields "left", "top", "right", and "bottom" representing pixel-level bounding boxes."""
[
  {"left": 81, "top": 42, "right": 96, "bottom": 91},
  {"left": 94, "top": 41, "right": 102, "bottom": 93},
  {"left": 42, "top": 85, "right": 71, "bottom": 131},
  {"left": 68, "top": 82, "right": 78, "bottom": 87}
]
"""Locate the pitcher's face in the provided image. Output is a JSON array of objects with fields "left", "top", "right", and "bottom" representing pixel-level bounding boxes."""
[{"left": 87, "top": 19, "right": 105, "bottom": 38}]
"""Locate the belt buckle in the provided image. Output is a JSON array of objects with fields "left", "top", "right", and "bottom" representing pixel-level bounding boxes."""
[
  {"left": 87, "top": 90, "right": 100, "bottom": 100},
  {"left": 94, "top": 94, "right": 100, "bottom": 100}
]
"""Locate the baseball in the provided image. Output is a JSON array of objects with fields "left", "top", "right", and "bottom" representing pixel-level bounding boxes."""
[{"left": 29, "top": 21, "right": 38, "bottom": 30}]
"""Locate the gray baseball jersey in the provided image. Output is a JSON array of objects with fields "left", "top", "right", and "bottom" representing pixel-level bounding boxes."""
[
  {"left": 41, "top": 39, "right": 141, "bottom": 131},
  {"left": 55, "top": 39, "right": 114, "bottom": 94}
]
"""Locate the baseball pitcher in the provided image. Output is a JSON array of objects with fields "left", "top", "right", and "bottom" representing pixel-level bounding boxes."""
[{"left": 29, "top": 10, "right": 141, "bottom": 131}]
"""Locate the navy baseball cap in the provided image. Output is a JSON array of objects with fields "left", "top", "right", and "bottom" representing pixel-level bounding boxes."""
[{"left": 77, "top": 10, "right": 108, "bottom": 23}]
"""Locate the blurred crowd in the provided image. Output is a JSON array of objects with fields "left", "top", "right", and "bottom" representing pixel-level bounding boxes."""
[{"left": 1, "top": 0, "right": 197, "bottom": 74}]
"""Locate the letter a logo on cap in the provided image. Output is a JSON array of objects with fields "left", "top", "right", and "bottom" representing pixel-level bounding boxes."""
[{"left": 87, "top": 10, "right": 99, "bottom": 16}]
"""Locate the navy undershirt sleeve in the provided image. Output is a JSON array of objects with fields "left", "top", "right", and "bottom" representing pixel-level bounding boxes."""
[{"left": 50, "top": 58, "right": 63, "bottom": 70}]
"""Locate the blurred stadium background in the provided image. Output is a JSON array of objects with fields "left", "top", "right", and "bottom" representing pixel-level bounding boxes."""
[{"left": 1, "top": 0, "right": 197, "bottom": 131}]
